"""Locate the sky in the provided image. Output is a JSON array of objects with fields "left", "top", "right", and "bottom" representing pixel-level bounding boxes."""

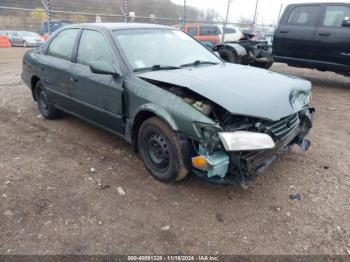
[{"left": 171, "top": 0, "right": 346, "bottom": 25}]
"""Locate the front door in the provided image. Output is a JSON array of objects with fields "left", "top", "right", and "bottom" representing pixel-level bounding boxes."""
[
  {"left": 69, "top": 29, "right": 125, "bottom": 134},
  {"left": 314, "top": 4, "right": 350, "bottom": 69}
]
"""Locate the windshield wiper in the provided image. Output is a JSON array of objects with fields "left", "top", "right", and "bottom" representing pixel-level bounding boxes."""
[
  {"left": 180, "top": 60, "right": 219, "bottom": 68},
  {"left": 134, "top": 65, "right": 181, "bottom": 72}
]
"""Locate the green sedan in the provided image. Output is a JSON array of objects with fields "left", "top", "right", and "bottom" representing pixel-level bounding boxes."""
[{"left": 21, "top": 23, "right": 314, "bottom": 186}]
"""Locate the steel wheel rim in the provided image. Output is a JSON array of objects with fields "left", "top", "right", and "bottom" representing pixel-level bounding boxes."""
[{"left": 146, "top": 133, "right": 170, "bottom": 171}]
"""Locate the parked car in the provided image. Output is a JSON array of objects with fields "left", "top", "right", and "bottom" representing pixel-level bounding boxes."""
[
  {"left": 8, "top": 31, "right": 44, "bottom": 47},
  {"left": 218, "top": 25, "right": 244, "bottom": 42},
  {"left": 274, "top": 2, "right": 350, "bottom": 76},
  {"left": 181, "top": 23, "right": 244, "bottom": 46},
  {"left": 179, "top": 24, "right": 273, "bottom": 69},
  {"left": 182, "top": 23, "right": 221, "bottom": 47},
  {"left": 21, "top": 23, "right": 314, "bottom": 186}
]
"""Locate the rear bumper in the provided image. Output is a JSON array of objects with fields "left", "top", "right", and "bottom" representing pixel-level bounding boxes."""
[
  {"left": 21, "top": 71, "right": 31, "bottom": 88},
  {"left": 193, "top": 108, "right": 314, "bottom": 186}
]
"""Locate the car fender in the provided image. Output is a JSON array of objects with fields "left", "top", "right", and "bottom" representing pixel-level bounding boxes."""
[
  {"left": 213, "top": 43, "right": 247, "bottom": 57},
  {"left": 133, "top": 103, "right": 179, "bottom": 131}
]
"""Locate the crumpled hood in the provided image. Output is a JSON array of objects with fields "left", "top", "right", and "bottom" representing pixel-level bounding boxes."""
[{"left": 138, "top": 63, "right": 311, "bottom": 121}]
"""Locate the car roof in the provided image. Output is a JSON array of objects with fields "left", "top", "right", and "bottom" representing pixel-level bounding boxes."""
[{"left": 66, "top": 23, "right": 176, "bottom": 31}]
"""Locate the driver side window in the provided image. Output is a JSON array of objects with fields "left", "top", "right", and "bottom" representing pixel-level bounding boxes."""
[
  {"left": 77, "top": 30, "right": 115, "bottom": 66},
  {"left": 322, "top": 6, "right": 350, "bottom": 27}
]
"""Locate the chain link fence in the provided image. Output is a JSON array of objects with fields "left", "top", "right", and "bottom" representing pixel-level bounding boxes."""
[{"left": 0, "top": 0, "right": 277, "bottom": 37}]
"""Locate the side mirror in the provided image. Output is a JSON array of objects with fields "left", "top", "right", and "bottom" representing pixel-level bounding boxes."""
[
  {"left": 90, "top": 61, "right": 120, "bottom": 77},
  {"left": 342, "top": 17, "right": 350, "bottom": 27}
]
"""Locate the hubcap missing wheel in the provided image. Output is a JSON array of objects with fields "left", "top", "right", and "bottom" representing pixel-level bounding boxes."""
[{"left": 147, "top": 133, "right": 170, "bottom": 170}]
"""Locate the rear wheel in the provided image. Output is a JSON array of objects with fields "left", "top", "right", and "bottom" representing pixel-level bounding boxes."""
[
  {"left": 35, "top": 81, "right": 61, "bottom": 119},
  {"left": 219, "top": 48, "right": 239, "bottom": 64},
  {"left": 138, "top": 117, "right": 188, "bottom": 183}
]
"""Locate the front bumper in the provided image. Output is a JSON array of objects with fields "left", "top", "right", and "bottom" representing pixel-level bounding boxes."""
[{"left": 193, "top": 108, "right": 314, "bottom": 186}]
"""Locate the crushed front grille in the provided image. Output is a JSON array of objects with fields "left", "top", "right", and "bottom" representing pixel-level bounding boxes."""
[{"left": 264, "top": 113, "right": 300, "bottom": 139}]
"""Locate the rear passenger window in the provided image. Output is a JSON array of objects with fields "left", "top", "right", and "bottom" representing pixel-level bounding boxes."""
[
  {"left": 199, "top": 26, "right": 220, "bottom": 36},
  {"left": 323, "top": 6, "right": 350, "bottom": 27},
  {"left": 77, "top": 30, "right": 115, "bottom": 67},
  {"left": 187, "top": 27, "right": 198, "bottom": 36},
  {"left": 287, "top": 6, "right": 321, "bottom": 26},
  {"left": 48, "top": 29, "right": 79, "bottom": 61}
]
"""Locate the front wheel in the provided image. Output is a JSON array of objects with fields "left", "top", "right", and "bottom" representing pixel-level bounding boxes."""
[
  {"left": 35, "top": 81, "right": 61, "bottom": 119},
  {"left": 138, "top": 117, "right": 188, "bottom": 183}
]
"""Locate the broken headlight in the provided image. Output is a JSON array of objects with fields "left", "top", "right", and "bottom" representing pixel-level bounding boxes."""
[
  {"left": 218, "top": 131, "right": 275, "bottom": 152},
  {"left": 290, "top": 90, "right": 312, "bottom": 110},
  {"left": 193, "top": 122, "right": 222, "bottom": 150}
]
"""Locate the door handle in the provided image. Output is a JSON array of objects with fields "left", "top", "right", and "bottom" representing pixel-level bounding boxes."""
[
  {"left": 70, "top": 77, "right": 79, "bottom": 83},
  {"left": 279, "top": 30, "right": 289, "bottom": 34},
  {"left": 318, "top": 32, "right": 331, "bottom": 36}
]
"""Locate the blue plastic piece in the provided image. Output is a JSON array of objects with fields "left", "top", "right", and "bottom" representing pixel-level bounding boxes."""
[{"left": 198, "top": 146, "right": 230, "bottom": 178}]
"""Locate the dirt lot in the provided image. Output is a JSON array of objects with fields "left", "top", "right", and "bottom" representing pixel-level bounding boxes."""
[{"left": 0, "top": 48, "right": 349, "bottom": 255}]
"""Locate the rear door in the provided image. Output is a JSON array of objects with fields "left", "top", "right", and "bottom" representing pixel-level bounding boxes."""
[
  {"left": 69, "top": 29, "right": 124, "bottom": 134},
  {"left": 314, "top": 4, "right": 350, "bottom": 68},
  {"left": 39, "top": 28, "right": 80, "bottom": 109},
  {"left": 274, "top": 4, "right": 322, "bottom": 60}
]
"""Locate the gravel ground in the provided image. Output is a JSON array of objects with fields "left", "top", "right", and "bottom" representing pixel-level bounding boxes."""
[{"left": 0, "top": 48, "right": 349, "bottom": 255}]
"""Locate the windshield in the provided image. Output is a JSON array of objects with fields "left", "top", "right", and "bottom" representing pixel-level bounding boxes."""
[{"left": 113, "top": 29, "right": 222, "bottom": 71}]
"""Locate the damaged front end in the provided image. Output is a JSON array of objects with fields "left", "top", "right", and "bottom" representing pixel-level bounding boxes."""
[
  {"left": 140, "top": 75, "right": 314, "bottom": 187},
  {"left": 191, "top": 107, "right": 314, "bottom": 187}
]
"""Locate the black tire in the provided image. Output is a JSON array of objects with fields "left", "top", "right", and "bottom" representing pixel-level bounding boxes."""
[
  {"left": 35, "top": 81, "right": 61, "bottom": 119},
  {"left": 219, "top": 48, "right": 239, "bottom": 64},
  {"left": 138, "top": 117, "right": 188, "bottom": 183},
  {"left": 251, "top": 61, "right": 273, "bottom": 69}
]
